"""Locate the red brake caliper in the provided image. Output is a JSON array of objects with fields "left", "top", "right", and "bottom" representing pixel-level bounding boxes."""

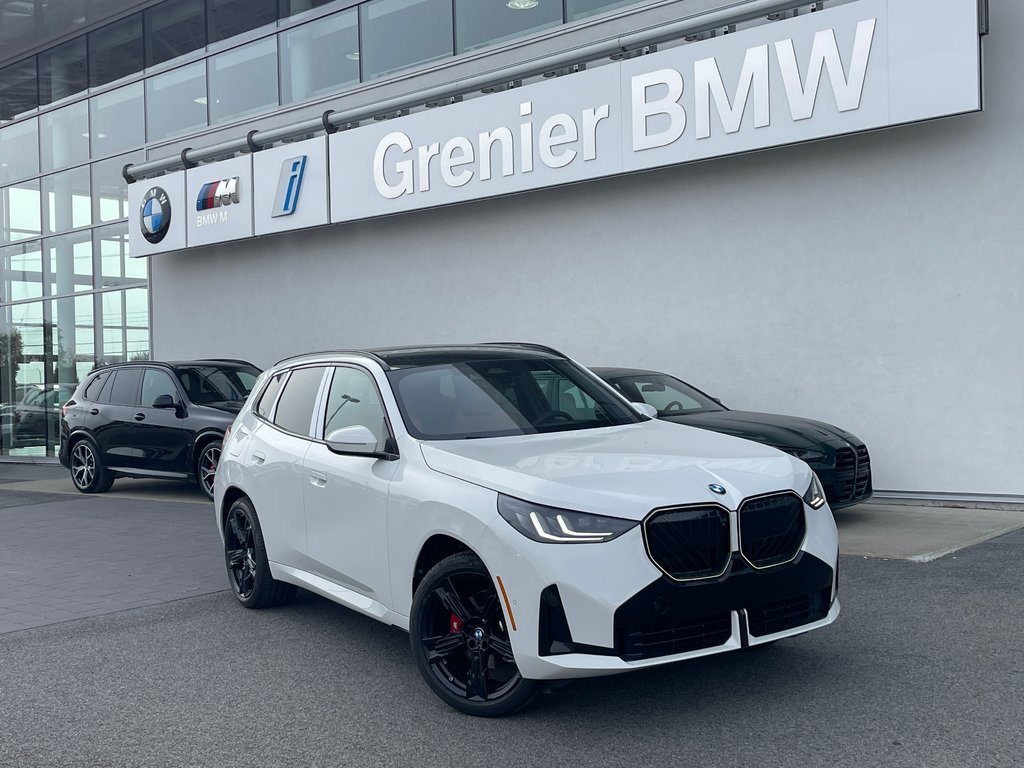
[{"left": 449, "top": 613, "right": 462, "bottom": 634}]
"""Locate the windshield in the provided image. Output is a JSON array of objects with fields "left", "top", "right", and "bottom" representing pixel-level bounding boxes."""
[
  {"left": 174, "top": 365, "right": 261, "bottom": 404},
  {"left": 387, "top": 358, "right": 642, "bottom": 440},
  {"left": 605, "top": 373, "right": 723, "bottom": 416}
]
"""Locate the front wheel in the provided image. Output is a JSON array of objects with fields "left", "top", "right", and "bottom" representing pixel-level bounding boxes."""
[
  {"left": 196, "top": 440, "right": 221, "bottom": 500},
  {"left": 410, "top": 552, "right": 539, "bottom": 717}
]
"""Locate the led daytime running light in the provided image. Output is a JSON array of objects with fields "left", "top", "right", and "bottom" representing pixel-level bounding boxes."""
[{"left": 529, "top": 511, "right": 607, "bottom": 542}]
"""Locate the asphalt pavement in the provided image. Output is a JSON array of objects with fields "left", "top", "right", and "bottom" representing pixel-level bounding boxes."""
[{"left": 1, "top": 464, "right": 1022, "bottom": 767}]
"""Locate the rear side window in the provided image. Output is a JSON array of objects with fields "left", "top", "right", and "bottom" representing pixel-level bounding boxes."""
[
  {"left": 108, "top": 368, "right": 143, "bottom": 406},
  {"left": 83, "top": 371, "right": 109, "bottom": 401},
  {"left": 254, "top": 372, "right": 285, "bottom": 419},
  {"left": 272, "top": 367, "right": 326, "bottom": 436}
]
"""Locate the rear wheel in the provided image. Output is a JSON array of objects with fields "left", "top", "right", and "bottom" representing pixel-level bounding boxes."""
[
  {"left": 410, "top": 552, "right": 539, "bottom": 717},
  {"left": 195, "top": 440, "right": 221, "bottom": 500},
  {"left": 223, "top": 496, "right": 296, "bottom": 609},
  {"left": 69, "top": 439, "right": 113, "bottom": 494}
]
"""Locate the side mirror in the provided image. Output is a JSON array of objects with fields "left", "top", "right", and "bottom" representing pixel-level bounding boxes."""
[
  {"left": 711, "top": 397, "right": 723, "bottom": 406},
  {"left": 631, "top": 402, "right": 658, "bottom": 419},
  {"left": 325, "top": 425, "right": 380, "bottom": 456},
  {"left": 152, "top": 394, "right": 178, "bottom": 409}
]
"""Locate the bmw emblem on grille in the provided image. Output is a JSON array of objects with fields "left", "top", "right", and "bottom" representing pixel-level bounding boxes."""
[
  {"left": 140, "top": 186, "right": 172, "bottom": 244},
  {"left": 708, "top": 483, "right": 727, "bottom": 495}
]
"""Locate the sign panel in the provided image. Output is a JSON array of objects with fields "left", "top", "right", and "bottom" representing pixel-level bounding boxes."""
[
  {"left": 185, "top": 155, "right": 254, "bottom": 247},
  {"left": 254, "top": 136, "right": 330, "bottom": 236},
  {"left": 128, "top": 171, "right": 186, "bottom": 257}
]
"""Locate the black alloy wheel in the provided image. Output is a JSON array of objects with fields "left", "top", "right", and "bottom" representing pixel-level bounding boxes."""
[
  {"left": 69, "top": 440, "right": 113, "bottom": 493},
  {"left": 410, "top": 552, "right": 539, "bottom": 717},
  {"left": 223, "top": 497, "right": 296, "bottom": 609},
  {"left": 196, "top": 440, "right": 221, "bottom": 500}
]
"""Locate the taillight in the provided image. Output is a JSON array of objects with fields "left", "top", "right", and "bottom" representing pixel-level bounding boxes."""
[
  {"left": 224, "top": 424, "right": 232, "bottom": 443},
  {"left": 62, "top": 400, "right": 74, "bottom": 418}
]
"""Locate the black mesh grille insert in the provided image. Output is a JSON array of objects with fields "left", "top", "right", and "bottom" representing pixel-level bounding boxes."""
[
  {"left": 643, "top": 505, "right": 730, "bottom": 580},
  {"left": 618, "top": 611, "right": 733, "bottom": 661},
  {"left": 739, "top": 493, "right": 806, "bottom": 568},
  {"left": 747, "top": 587, "right": 832, "bottom": 637}
]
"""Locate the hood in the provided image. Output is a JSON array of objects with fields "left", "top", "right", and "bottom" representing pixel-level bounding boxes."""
[
  {"left": 661, "top": 410, "right": 860, "bottom": 449},
  {"left": 419, "top": 420, "right": 809, "bottom": 521}
]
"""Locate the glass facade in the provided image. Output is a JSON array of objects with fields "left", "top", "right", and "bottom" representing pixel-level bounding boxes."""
[{"left": 0, "top": 0, "right": 653, "bottom": 459}]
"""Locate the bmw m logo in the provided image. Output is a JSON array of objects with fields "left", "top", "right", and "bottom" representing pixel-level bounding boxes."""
[
  {"left": 140, "top": 187, "right": 171, "bottom": 244},
  {"left": 196, "top": 177, "right": 240, "bottom": 210},
  {"left": 708, "top": 484, "right": 727, "bottom": 495}
]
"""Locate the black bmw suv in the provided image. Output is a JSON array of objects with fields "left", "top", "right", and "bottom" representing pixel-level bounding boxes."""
[{"left": 59, "top": 359, "right": 261, "bottom": 499}]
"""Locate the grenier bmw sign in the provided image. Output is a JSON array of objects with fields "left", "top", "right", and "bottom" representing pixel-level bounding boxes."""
[{"left": 128, "top": 0, "right": 981, "bottom": 256}]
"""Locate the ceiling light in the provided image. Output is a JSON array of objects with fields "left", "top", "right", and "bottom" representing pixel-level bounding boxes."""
[
  {"left": 194, "top": 96, "right": 208, "bottom": 105},
  {"left": 507, "top": 0, "right": 538, "bottom": 8},
  {"left": 345, "top": 51, "right": 360, "bottom": 60}
]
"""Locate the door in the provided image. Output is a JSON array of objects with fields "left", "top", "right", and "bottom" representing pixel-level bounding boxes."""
[
  {"left": 132, "top": 367, "right": 192, "bottom": 475},
  {"left": 303, "top": 365, "right": 397, "bottom": 602},
  {"left": 99, "top": 368, "right": 143, "bottom": 469}
]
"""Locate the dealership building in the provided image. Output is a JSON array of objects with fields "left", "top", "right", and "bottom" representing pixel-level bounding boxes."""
[{"left": 0, "top": 0, "right": 1018, "bottom": 503}]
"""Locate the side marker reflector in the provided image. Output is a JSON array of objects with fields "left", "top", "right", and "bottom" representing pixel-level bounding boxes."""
[{"left": 495, "top": 576, "right": 517, "bottom": 632}]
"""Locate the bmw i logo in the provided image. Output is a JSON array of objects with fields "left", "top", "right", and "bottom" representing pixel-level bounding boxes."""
[
  {"left": 140, "top": 187, "right": 171, "bottom": 244},
  {"left": 708, "top": 484, "right": 727, "bottom": 495}
]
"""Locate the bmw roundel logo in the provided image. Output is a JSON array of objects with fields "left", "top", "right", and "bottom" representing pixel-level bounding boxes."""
[
  {"left": 708, "top": 483, "right": 727, "bottom": 495},
  {"left": 140, "top": 186, "right": 171, "bottom": 244}
]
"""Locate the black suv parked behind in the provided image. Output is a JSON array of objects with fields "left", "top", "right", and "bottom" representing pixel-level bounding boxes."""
[{"left": 59, "top": 359, "right": 261, "bottom": 499}]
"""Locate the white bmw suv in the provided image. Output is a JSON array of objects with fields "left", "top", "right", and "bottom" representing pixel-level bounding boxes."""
[{"left": 214, "top": 344, "right": 839, "bottom": 716}]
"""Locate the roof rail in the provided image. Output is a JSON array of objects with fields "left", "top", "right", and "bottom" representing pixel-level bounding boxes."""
[
  {"left": 273, "top": 349, "right": 390, "bottom": 370},
  {"left": 482, "top": 342, "right": 567, "bottom": 357},
  {"left": 185, "top": 358, "right": 258, "bottom": 366}
]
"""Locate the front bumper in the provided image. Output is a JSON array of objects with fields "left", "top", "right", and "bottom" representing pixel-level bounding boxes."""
[{"left": 474, "top": 500, "right": 839, "bottom": 680}]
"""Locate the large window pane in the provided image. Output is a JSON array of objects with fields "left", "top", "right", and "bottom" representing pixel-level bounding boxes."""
[
  {"left": 38, "top": 37, "right": 88, "bottom": 106},
  {"left": 0, "top": 180, "right": 41, "bottom": 244},
  {"left": 95, "top": 222, "right": 146, "bottom": 288},
  {"left": 90, "top": 83, "right": 145, "bottom": 158},
  {"left": 209, "top": 38, "right": 279, "bottom": 124},
  {"left": 280, "top": 10, "right": 358, "bottom": 105},
  {"left": 566, "top": 0, "right": 642, "bottom": 21},
  {"left": 44, "top": 231, "right": 93, "bottom": 295},
  {"left": 92, "top": 151, "right": 145, "bottom": 224},
  {"left": 145, "top": 0, "right": 207, "bottom": 69},
  {"left": 360, "top": 0, "right": 453, "bottom": 80},
  {"left": 0, "top": 119, "right": 40, "bottom": 184},
  {"left": 40, "top": 101, "right": 89, "bottom": 172},
  {"left": 124, "top": 286, "right": 150, "bottom": 360},
  {"left": 146, "top": 61, "right": 208, "bottom": 141},
  {"left": 455, "top": 0, "right": 561, "bottom": 54},
  {"left": 89, "top": 13, "right": 144, "bottom": 87},
  {"left": 51, "top": 293, "right": 94, "bottom": 391},
  {"left": 0, "top": 59, "right": 38, "bottom": 123},
  {"left": 208, "top": 0, "right": 277, "bottom": 43},
  {"left": 42, "top": 167, "right": 92, "bottom": 235},
  {"left": 1, "top": 241, "right": 44, "bottom": 303},
  {"left": 2, "top": 300, "right": 45, "bottom": 455}
]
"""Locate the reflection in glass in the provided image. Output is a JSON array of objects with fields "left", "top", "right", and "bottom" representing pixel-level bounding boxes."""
[
  {"left": 44, "top": 231, "right": 93, "bottom": 296},
  {"left": 208, "top": 0, "right": 277, "bottom": 43},
  {"left": 0, "top": 119, "right": 40, "bottom": 185},
  {"left": 92, "top": 152, "right": 145, "bottom": 224},
  {"left": 566, "top": 0, "right": 642, "bottom": 21},
  {"left": 40, "top": 101, "right": 90, "bottom": 172},
  {"left": 146, "top": 62, "right": 208, "bottom": 141},
  {"left": 279, "top": 0, "right": 338, "bottom": 20},
  {"left": 455, "top": 0, "right": 560, "bottom": 53},
  {"left": 209, "top": 38, "right": 279, "bottom": 124},
  {"left": 0, "top": 180, "right": 41, "bottom": 244},
  {"left": 0, "top": 58, "right": 38, "bottom": 123},
  {"left": 145, "top": 0, "right": 207, "bottom": 68},
  {"left": 42, "top": 167, "right": 92, "bottom": 235},
  {"left": 280, "top": 10, "right": 359, "bottom": 105},
  {"left": 90, "top": 83, "right": 145, "bottom": 158},
  {"left": 89, "top": 13, "right": 144, "bottom": 87},
  {"left": 1, "top": 241, "right": 44, "bottom": 303},
  {"left": 360, "top": 0, "right": 453, "bottom": 80},
  {"left": 51, "top": 293, "right": 94, "bottom": 389},
  {"left": 95, "top": 223, "right": 146, "bottom": 288},
  {"left": 38, "top": 37, "right": 88, "bottom": 106}
]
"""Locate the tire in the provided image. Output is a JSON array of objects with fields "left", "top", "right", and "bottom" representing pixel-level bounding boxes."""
[
  {"left": 223, "top": 496, "right": 296, "bottom": 609},
  {"left": 410, "top": 552, "right": 539, "bottom": 717},
  {"left": 195, "top": 439, "right": 222, "bottom": 500},
  {"left": 68, "top": 438, "right": 114, "bottom": 494}
]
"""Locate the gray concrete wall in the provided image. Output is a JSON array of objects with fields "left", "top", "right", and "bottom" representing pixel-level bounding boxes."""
[{"left": 153, "top": 5, "right": 1023, "bottom": 498}]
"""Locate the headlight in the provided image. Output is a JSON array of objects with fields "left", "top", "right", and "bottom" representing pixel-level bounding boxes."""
[
  {"left": 802, "top": 474, "right": 827, "bottom": 509},
  {"left": 497, "top": 494, "right": 638, "bottom": 543},
  {"left": 777, "top": 446, "right": 826, "bottom": 463}
]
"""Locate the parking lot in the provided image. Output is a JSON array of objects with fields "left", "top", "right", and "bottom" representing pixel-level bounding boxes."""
[{"left": 1, "top": 463, "right": 1023, "bottom": 768}]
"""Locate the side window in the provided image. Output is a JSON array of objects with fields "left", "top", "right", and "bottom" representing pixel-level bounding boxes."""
[
  {"left": 141, "top": 369, "right": 179, "bottom": 407},
  {"left": 323, "top": 366, "right": 387, "bottom": 447},
  {"left": 254, "top": 372, "right": 285, "bottom": 419},
  {"left": 272, "top": 367, "right": 326, "bottom": 436},
  {"left": 107, "top": 368, "right": 143, "bottom": 406}
]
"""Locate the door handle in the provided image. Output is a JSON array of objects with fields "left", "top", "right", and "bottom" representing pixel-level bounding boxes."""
[
  {"left": 310, "top": 471, "right": 328, "bottom": 488},
  {"left": 90, "top": 409, "right": 99, "bottom": 415},
  {"left": 251, "top": 451, "right": 266, "bottom": 465},
  {"left": 134, "top": 412, "right": 146, "bottom": 421}
]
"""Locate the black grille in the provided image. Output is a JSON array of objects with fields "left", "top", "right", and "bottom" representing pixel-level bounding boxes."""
[
  {"left": 618, "top": 611, "right": 732, "bottom": 661},
  {"left": 855, "top": 446, "right": 872, "bottom": 497},
  {"left": 643, "top": 505, "right": 730, "bottom": 580},
  {"left": 739, "top": 493, "right": 806, "bottom": 568},
  {"left": 833, "top": 445, "right": 872, "bottom": 504},
  {"left": 747, "top": 587, "right": 832, "bottom": 637}
]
